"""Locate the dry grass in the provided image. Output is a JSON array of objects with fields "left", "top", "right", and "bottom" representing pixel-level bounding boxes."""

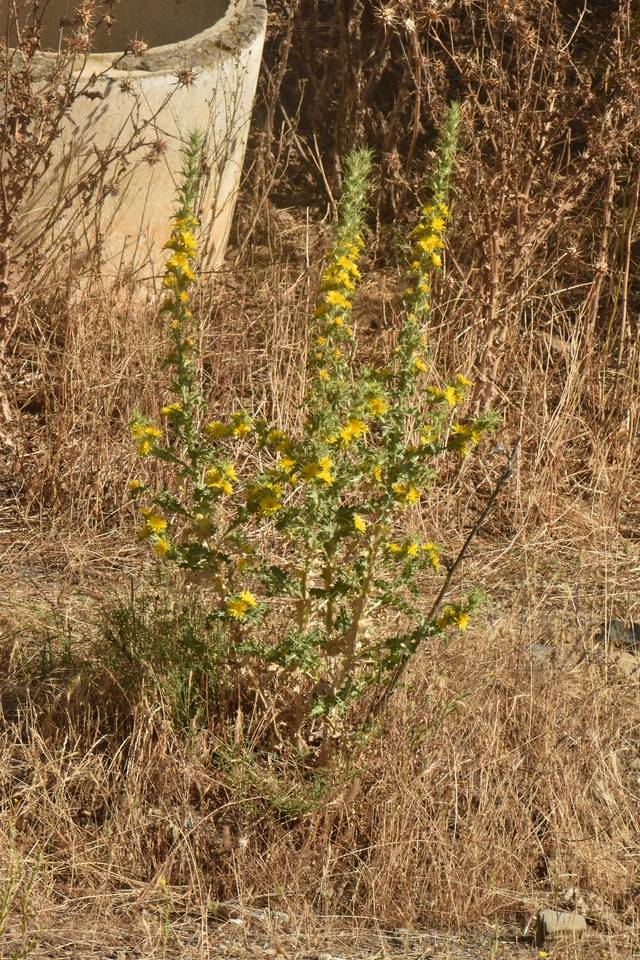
[
  {"left": 1, "top": 535, "right": 639, "bottom": 954},
  {"left": 3, "top": 181, "right": 640, "bottom": 954},
  {"left": 3, "top": 177, "right": 640, "bottom": 955}
]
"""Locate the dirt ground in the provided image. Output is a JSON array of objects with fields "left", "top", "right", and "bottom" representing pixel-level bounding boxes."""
[{"left": 1, "top": 913, "right": 637, "bottom": 960}]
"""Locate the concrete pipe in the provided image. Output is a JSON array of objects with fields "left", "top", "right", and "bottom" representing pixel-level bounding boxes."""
[{"left": 2, "top": 0, "right": 267, "bottom": 281}]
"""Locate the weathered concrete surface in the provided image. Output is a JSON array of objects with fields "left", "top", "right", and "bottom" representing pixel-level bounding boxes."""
[
  {"left": 3, "top": 0, "right": 267, "bottom": 281},
  {"left": 535, "top": 910, "right": 587, "bottom": 947}
]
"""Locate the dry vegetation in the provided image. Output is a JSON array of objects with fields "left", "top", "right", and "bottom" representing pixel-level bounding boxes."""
[{"left": 1, "top": 1, "right": 640, "bottom": 956}]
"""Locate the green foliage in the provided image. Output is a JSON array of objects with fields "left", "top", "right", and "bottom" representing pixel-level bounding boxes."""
[
  {"left": 127, "top": 108, "right": 496, "bottom": 751},
  {"left": 100, "top": 587, "right": 230, "bottom": 731}
]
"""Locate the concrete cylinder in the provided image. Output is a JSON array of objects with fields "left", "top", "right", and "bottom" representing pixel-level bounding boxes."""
[{"left": 3, "top": 0, "right": 267, "bottom": 281}]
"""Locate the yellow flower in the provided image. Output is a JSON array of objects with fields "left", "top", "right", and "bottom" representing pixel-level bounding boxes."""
[
  {"left": 447, "top": 422, "right": 483, "bottom": 458},
  {"left": 391, "top": 481, "right": 420, "bottom": 505},
  {"left": 325, "top": 290, "right": 351, "bottom": 310},
  {"left": 406, "top": 541, "right": 419, "bottom": 558},
  {"left": 146, "top": 514, "right": 167, "bottom": 534},
  {"left": 153, "top": 539, "right": 170, "bottom": 558},
  {"left": 436, "top": 605, "right": 469, "bottom": 631},
  {"left": 301, "top": 456, "right": 334, "bottom": 485},
  {"left": 336, "top": 254, "right": 361, "bottom": 278},
  {"left": 165, "top": 229, "right": 197, "bottom": 256},
  {"left": 353, "top": 514, "right": 367, "bottom": 533},
  {"left": 415, "top": 234, "right": 443, "bottom": 254},
  {"left": 178, "top": 230, "right": 197, "bottom": 255},
  {"left": 161, "top": 401, "right": 182, "bottom": 416},
  {"left": 318, "top": 369, "right": 330, "bottom": 381},
  {"left": 259, "top": 493, "right": 282, "bottom": 515},
  {"left": 165, "top": 251, "right": 196, "bottom": 282},
  {"left": 413, "top": 357, "right": 428, "bottom": 373},
  {"left": 386, "top": 542, "right": 404, "bottom": 556},
  {"left": 430, "top": 252, "right": 442, "bottom": 269},
  {"left": 322, "top": 270, "right": 352, "bottom": 290},
  {"left": 178, "top": 290, "right": 190, "bottom": 303},
  {"left": 317, "top": 456, "right": 334, "bottom": 484},
  {"left": 128, "top": 479, "right": 143, "bottom": 494},
  {"left": 231, "top": 413, "right": 252, "bottom": 437},
  {"left": 422, "top": 543, "right": 440, "bottom": 571},
  {"left": 137, "top": 440, "right": 152, "bottom": 457},
  {"left": 224, "top": 464, "right": 237, "bottom": 481},
  {"left": 426, "top": 385, "right": 461, "bottom": 407},
  {"left": 339, "top": 418, "right": 368, "bottom": 445},
  {"left": 367, "top": 396, "right": 389, "bottom": 417},
  {"left": 131, "top": 423, "right": 162, "bottom": 440},
  {"left": 430, "top": 215, "right": 445, "bottom": 233},
  {"left": 162, "top": 274, "right": 177, "bottom": 289},
  {"left": 138, "top": 512, "right": 167, "bottom": 538},
  {"left": 246, "top": 480, "right": 283, "bottom": 514},
  {"left": 226, "top": 591, "right": 258, "bottom": 621},
  {"left": 327, "top": 314, "right": 344, "bottom": 328},
  {"left": 205, "top": 420, "right": 230, "bottom": 440},
  {"left": 455, "top": 373, "right": 473, "bottom": 389},
  {"left": 174, "top": 214, "right": 198, "bottom": 231},
  {"left": 316, "top": 336, "right": 327, "bottom": 346},
  {"left": 277, "top": 456, "right": 296, "bottom": 474},
  {"left": 204, "top": 467, "right": 234, "bottom": 495}
]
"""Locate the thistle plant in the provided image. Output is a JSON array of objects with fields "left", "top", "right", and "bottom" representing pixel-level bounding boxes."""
[{"left": 128, "top": 110, "right": 498, "bottom": 748}]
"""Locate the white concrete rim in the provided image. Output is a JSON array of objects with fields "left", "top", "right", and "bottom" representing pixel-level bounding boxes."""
[{"left": 30, "top": 0, "right": 267, "bottom": 77}]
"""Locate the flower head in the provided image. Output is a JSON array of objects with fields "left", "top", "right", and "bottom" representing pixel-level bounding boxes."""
[
  {"left": 204, "top": 467, "right": 234, "bottom": 495},
  {"left": 205, "top": 420, "right": 231, "bottom": 441},
  {"left": 325, "top": 290, "right": 351, "bottom": 310},
  {"left": 226, "top": 591, "right": 258, "bottom": 621},
  {"left": 353, "top": 514, "right": 367, "bottom": 533},
  {"left": 153, "top": 539, "right": 171, "bottom": 558},
  {"left": 231, "top": 413, "right": 252, "bottom": 437},
  {"left": 301, "top": 456, "right": 334, "bottom": 485},
  {"left": 161, "top": 401, "right": 183, "bottom": 416},
  {"left": 367, "top": 395, "right": 389, "bottom": 417},
  {"left": 391, "top": 481, "right": 420, "bottom": 505},
  {"left": 339, "top": 418, "right": 368, "bottom": 445}
]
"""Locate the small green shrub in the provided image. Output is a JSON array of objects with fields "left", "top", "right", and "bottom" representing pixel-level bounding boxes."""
[
  {"left": 128, "top": 111, "right": 496, "bottom": 751},
  {"left": 98, "top": 587, "right": 231, "bottom": 730}
]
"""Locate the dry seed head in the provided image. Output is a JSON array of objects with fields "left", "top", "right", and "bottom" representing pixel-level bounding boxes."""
[
  {"left": 373, "top": 3, "right": 400, "bottom": 28},
  {"left": 127, "top": 37, "right": 149, "bottom": 57},
  {"left": 145, "top": 138, "right": 169, "bottom": 165},
  {"left": 72, "top": 2, "right": 96, "bottom": 28},
  {"left": 175, "top": 67, "right": 199, "bottom": 88}
]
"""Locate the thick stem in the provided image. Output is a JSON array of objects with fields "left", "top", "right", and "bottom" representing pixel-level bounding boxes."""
[{"left": 341, "top": 527, "right": 381, "bottom": 686}]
